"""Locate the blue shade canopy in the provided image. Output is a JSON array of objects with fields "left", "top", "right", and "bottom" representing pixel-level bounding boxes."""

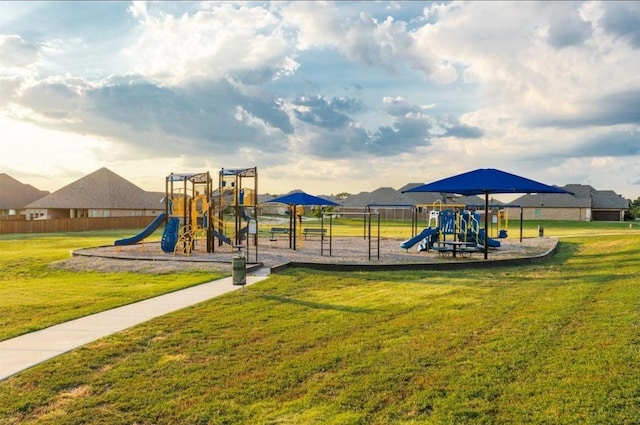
[
  {"left": 403, "top": 168, "right": 572, "bottom": 260},
  {"left": 267, "top": 191, "right": 341, "bottom": 206},
  {"left": 403, "top": 168, "right": 572, "bottom": 196}
]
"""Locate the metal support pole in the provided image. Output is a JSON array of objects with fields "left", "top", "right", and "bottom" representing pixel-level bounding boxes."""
[{"left": 520, "top": 206, "right": 523, "bottom": 243}]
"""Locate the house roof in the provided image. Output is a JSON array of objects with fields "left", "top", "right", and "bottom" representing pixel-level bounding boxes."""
[
  {"left": 25, "top": 167, "right": 162, "bottom": 210},
  {"left": 342, "top": 187, "right": 417, "bottom": 207},
  {"left": 342, "top": 185, "right": 489, "bottom": 208},
  {"left": 397, "top": 183, "right": 442, "bottom": 205},
  {"left": 257, "top": 194, "right": 276, "bottom": 204},
  {"left": 591, "top": 190, "right": 629, "bottom": 209},
  {"left": 0, "top": 173, "right": 49, "bottom": 209},
  {"left": 512, "top": 184, "right": 628, "bottom": 209}
]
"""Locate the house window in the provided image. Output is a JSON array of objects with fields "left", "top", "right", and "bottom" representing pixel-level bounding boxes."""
[{"left": 534, "top": 208, "right": 543, "bottom": 217}]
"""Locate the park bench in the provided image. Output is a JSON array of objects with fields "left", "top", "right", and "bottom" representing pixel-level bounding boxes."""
[
  {"left": 302, "top": 228, "right": 327, "bottom": 239},
  {"left": 269, "top": 227, "right": 289, "bottom": 241},
  {"left": 458, "top": 246, "right": 482, "bottom": 258},
  {"left": 432, "top": 246, "right": 454, "bottom": 257}
]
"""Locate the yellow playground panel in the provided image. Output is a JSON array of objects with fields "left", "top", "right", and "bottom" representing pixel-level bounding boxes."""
[{"left": 165, "top": 171, "right": 214, "bottom": 254}]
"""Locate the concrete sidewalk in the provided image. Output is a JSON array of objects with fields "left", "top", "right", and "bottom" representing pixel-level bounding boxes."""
[{"left": 0, "top": 269, "right": 270, "bottom": 381}]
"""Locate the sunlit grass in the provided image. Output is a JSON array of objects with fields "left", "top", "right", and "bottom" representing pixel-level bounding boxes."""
[
  {"left": 1, "top": 230, "right": 639, "bottom": 423},
  {"left": 0, "top": 231, "right": 225, "bottom": 340}
]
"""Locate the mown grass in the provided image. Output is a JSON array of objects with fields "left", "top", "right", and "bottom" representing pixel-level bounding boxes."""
[
  {"left": 0, "top": 230, "right": 225, "bottom": 341},
  {"left": 1, "top": 229, "right": 639, "bottom": 423}
]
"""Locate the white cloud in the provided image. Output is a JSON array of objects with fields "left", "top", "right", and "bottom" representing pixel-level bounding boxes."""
[
  {"left": 1, "top": 1, "right": 639, "bottom": 199},
  {"left": 442, "top": 2, "right": 637, "bottom": 103},
  {"left": 128, "top": 1, "right": 147, "bottom": 19},
  {"left": 122, "top": 2, "right": 297, "bottom": 84},
  {"left": 281, "top": 2, "right": 342, "bottom": 50},
  {"left": 282, "top": 2, "right": 449, "bottom": 79},
  {"left": 0, "top": 35, "right": 41, "bottom": 74}
]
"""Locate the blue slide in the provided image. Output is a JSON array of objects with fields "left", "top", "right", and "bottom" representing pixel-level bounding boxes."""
[
  {"left": 115, "top": 213, "right": 167, "bottom": 246},
  {"left": 161, "top": 217, "right": 180, "bottom": 253},
  {"left": 209, "top": 228, "right": 231, "bottom": 245},
  {"left": 400, "top": 227, "right": 439, "bottom": 250},
  {"left": 477, "top": 229, "right": 501, "bottom": 248},
  {"left": 240, "top": 207, "right": 252, "bottom": 221}
]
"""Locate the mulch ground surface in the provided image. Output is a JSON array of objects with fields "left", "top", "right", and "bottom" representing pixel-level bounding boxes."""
[{"left": 56, "top": 236, "right": 558, "bottom": 274}]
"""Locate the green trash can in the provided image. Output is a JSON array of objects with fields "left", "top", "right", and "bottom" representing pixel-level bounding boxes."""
[{"left": 232, "top": 256, "right": 246, "bottom": 286}]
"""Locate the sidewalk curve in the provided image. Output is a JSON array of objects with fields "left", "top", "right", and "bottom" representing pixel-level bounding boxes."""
[{"left": 0, "top": 269, "right": 270, "bottom": 381}]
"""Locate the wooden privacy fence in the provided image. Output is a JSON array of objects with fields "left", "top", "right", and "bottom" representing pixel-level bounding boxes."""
[{"left": 0, "top": 216, "right": 157, "bottom": 235}]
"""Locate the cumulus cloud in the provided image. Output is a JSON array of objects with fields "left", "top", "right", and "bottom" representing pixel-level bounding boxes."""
[
  {"left": 122, "top": 2, "right": 298, "bottom": 84},
  {"left": 282, "top": 1, "right": 452, "bottom": 80},
  {"left": 601, "top": 1, "right": 640, "bottom": 47},
  {"left": 383, "top": 96, "right": 422, "bottom": 117},
  {"left": 3, "top": 1, "right": 640, "bottom": 198},
  {"left": 0, "top": 35, "right": 41, "bottom": 70},
  {"left": 366, "top": 116, "right": 432, "bottom": 155},
  {"left": 438, "top": 117, "right": 484, "bottom": 139},
  {"left": 546, "top": 5, "right": 592, "bottom": 48},
  {"left": 288, "top": 94, "right": 459, "bottom": 159},
  {"left": 291, "top": 95, "right": 361, "bottom": 129},
  {"left": 10, "top": 75, "right": 293, "bottom": 159},
  {"left": 568, "top": 129, "right": 640, "bottom": 157},
  {"left": 529, "top": 90, "right": 640, "bottom": 128},
  {"left": 0, "top": 77, "right": 22, "bottom": 107},
  {"left": 20, "top": 79, "right": 83, "bottom": 120}
]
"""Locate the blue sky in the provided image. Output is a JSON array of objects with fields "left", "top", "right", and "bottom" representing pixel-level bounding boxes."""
[{"left": 1, "top": 1, "right": 639, "bottom": 200}]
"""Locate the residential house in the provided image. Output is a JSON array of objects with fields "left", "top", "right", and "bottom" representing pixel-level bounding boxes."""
[
  {"left": 339, "top": 186, "right": 485, "bottom": 221},
  {"left": 24, "top": 167, "right": 164, "bottom": 220},
  {"left": 511, "top": 184, "right": 628, "bottom": 221},
  {"left": 0, "top": 173, "right": 49, "bottom": 217}
]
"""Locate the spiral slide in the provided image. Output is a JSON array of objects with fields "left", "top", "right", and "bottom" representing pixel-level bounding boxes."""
[{"left": 161, "top": 217, "right": 181, "bottom": 253}]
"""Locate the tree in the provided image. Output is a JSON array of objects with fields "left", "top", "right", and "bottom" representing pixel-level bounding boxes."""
[
  {"left": 626, "top": 197, "right": 640, "bottom": 220},
  {"left": 310, "top": 206, "right": 334, "bottom": 218}
]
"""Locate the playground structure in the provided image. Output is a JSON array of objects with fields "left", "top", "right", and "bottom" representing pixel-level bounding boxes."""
[
  {"left": 217, "top": 167, "right": 258, "bottom": 250},
  {"left": 114, "top": 167, "right": 258, "bottom": 256},
  {"left": 319, "top": 210, "right": 381, "bottom": 260},
  {"left": 163, "top": 167, "right": 258, "bottom": 255},
  {"left": 286, "top": 205, "right": 305, "bottom": 249},
  {"left": 473, "top": 206, "right": 509, "bottom": 239},
  {"left": 162, "top": 171, "right": 215, "bottom": 255},
  {"left": 399, "top": 201, "right": 508, "bottom": 253},
  {"left": 112, "top": 169, "right": 529, "bottom": 262}
]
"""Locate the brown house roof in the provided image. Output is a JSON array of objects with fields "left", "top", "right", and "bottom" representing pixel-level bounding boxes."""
[
  {"left": 591, "top": 190, "right": 629, "bottom": 210},
  {"left": 512, "top": 184, "right": 627, "bottom": 210},
  {"left": 0, "top": 173, "right": 49, "bottom": 209},
  {"left": 25, "top": 168, "right": 162, "bottom": 210},
  {"left": 341, "top": 185, "right": 489, "bottom": 208},
  {"left": 342, "top": 187, "right": 418, "bottom": 207}
]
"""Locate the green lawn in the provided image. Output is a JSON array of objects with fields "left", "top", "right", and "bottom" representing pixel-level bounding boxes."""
[
  {"left": 0, "top": 231, "right": 225, "bottom": 340},
  {"left": 1, "top": 226, "right": 639, "bottom": 423}
]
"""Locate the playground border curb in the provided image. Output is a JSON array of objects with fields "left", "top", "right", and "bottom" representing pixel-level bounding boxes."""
[{"left": 73, "top": 243, "right": 255, "bottom": 264}]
